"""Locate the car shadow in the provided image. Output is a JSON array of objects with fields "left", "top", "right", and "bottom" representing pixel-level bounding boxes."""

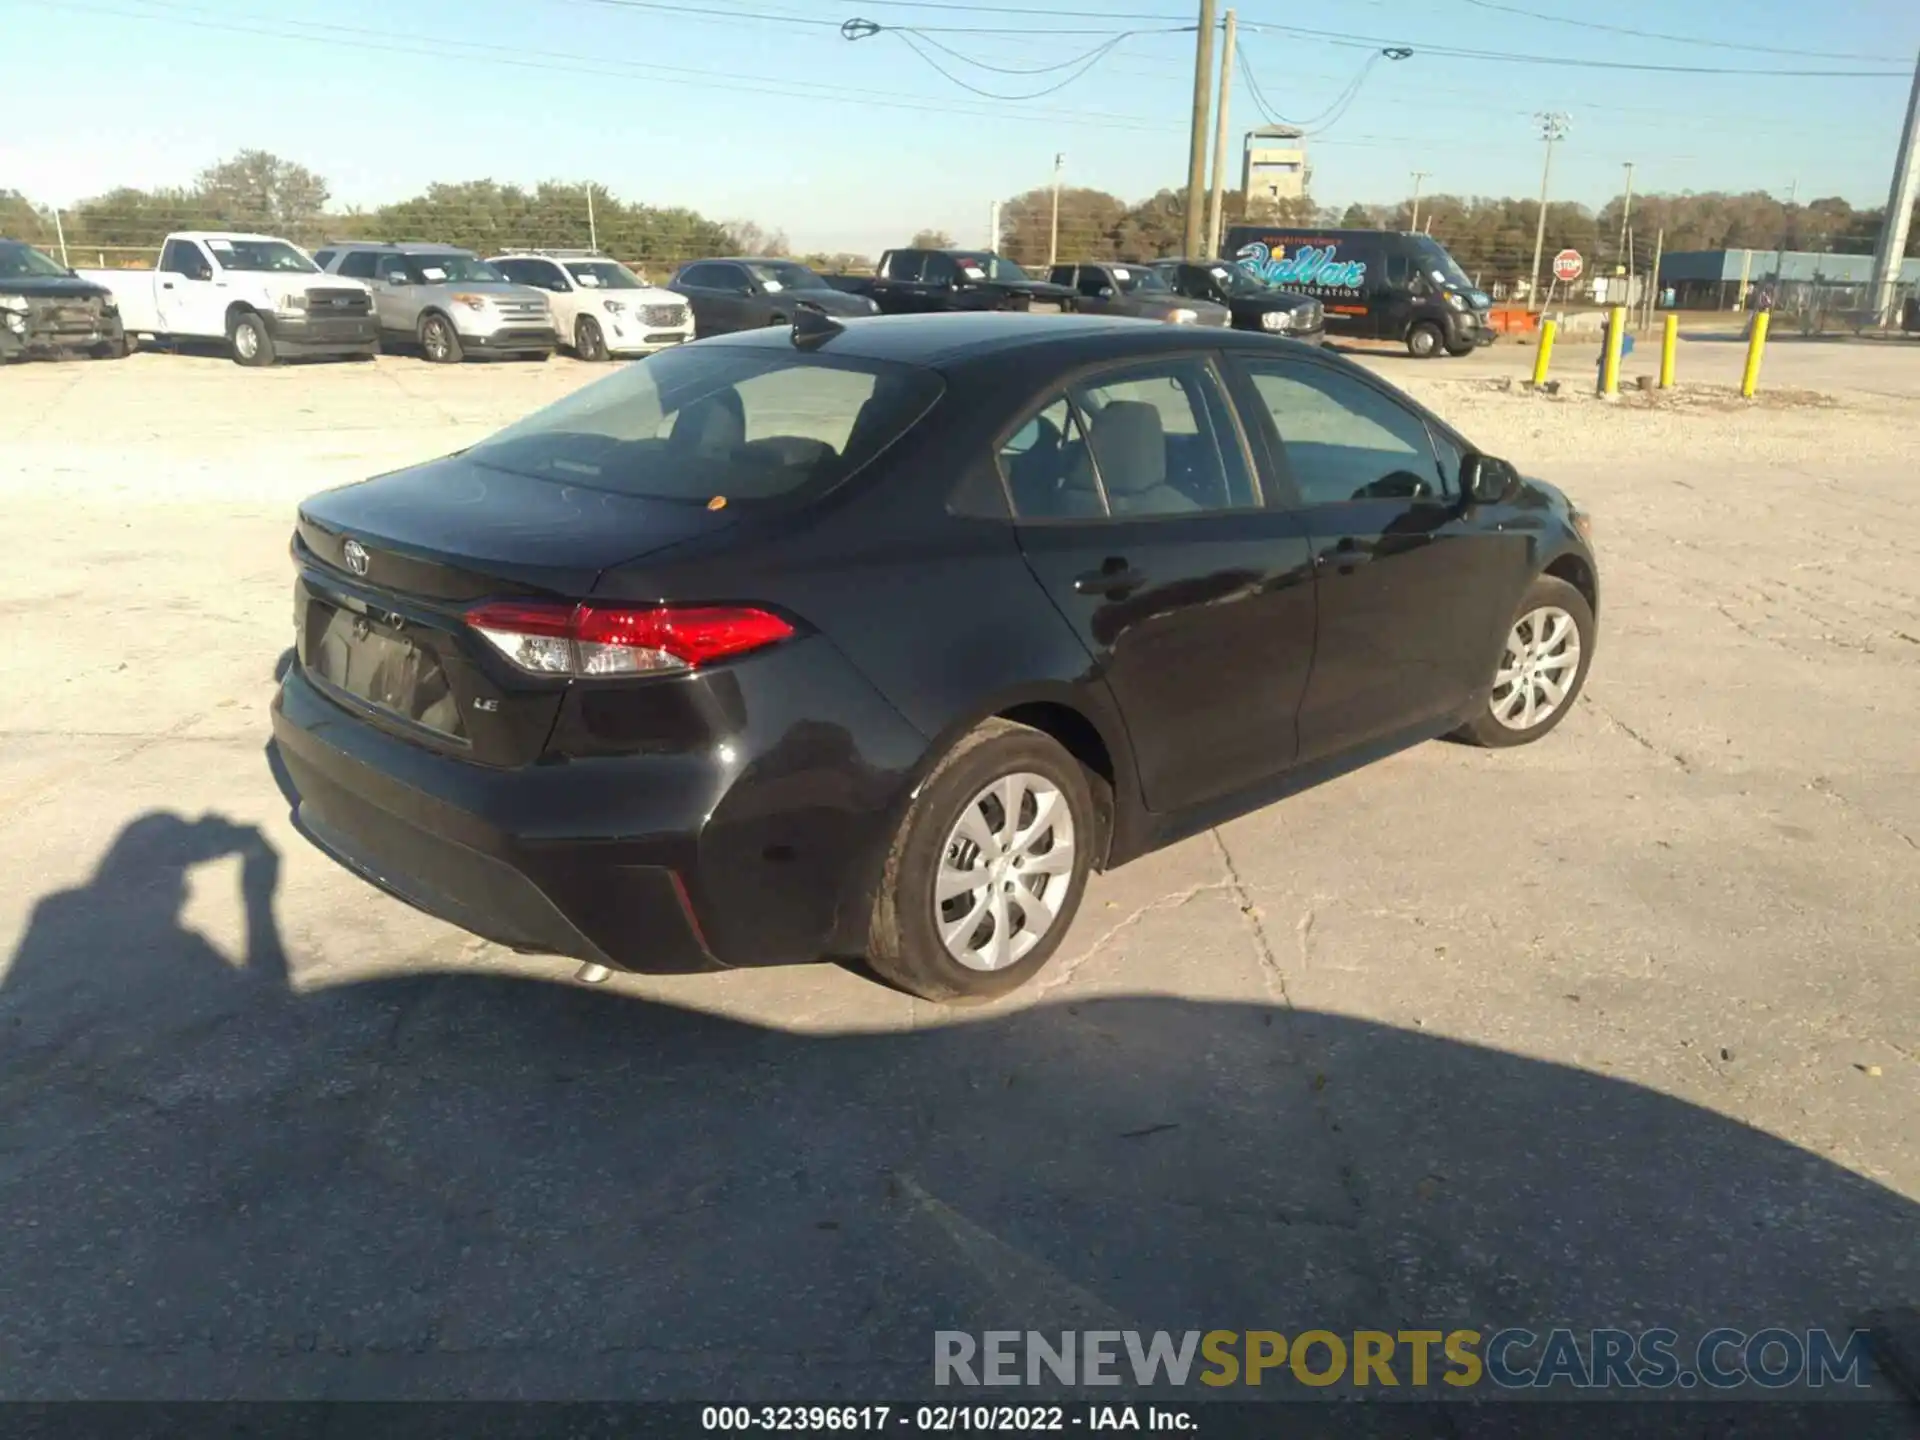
[{"left": 2, "top": 812, "right": 1916, "bottom": 1412}]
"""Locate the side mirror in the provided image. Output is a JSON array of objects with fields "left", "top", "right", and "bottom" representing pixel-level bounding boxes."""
[
  {"left": 1096, "top": 286, "right": 1115, "bottom": 300},
  {"left": 1463, "top": 453, "right": 1518, "bottom": 506},
  {"left": 192, "top": 264, "right": 213, "bottom": 282}
]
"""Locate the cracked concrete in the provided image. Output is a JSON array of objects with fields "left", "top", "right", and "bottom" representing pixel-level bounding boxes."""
[{"left": 0, "top": 346, "right": 1916, "bottom": 1403}]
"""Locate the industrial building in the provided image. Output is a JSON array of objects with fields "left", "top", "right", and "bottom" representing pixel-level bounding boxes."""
[
  {"left": 1241, "top": 126, "right": 1309, "bottom": 209},
  {"left": 1658, "top": 247, "right": 1920, "bottom": 310}
]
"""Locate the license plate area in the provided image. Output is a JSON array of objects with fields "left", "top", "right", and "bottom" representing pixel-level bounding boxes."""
[{"left": 308, "top": 600, "right": 467, "bottom": 741}]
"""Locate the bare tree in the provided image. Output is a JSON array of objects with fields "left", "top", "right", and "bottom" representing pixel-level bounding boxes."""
[{"left": 910, "top": 228, "right": 955, "bottom": 250}]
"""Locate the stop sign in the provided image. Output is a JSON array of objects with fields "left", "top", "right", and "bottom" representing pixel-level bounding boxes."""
[{"left": 1552, "top": 248, "right": 1584, "bottom": 282}]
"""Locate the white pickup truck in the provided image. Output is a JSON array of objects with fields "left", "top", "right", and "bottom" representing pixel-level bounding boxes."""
[{"left": 79, "top": 231, "right": 378, "bottom": 365}]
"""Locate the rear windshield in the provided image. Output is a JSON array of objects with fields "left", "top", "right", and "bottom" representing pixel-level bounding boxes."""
[{"left": 465, "top": 345, "right": 944, "bottom": 504}]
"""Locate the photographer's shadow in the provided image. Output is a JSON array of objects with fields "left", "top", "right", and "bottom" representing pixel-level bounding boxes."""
[{"left": 2, "top": 808, "right": 1916, "bottom": 1411}]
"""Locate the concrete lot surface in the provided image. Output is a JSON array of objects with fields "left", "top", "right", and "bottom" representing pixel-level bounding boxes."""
[{"left": 1, "top": 338, "right": 1916, "bottom": 1411}]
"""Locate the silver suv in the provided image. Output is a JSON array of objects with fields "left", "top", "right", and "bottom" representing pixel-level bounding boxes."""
[{"left": 312, "top": 242, "right": 557, "bottom": 363}]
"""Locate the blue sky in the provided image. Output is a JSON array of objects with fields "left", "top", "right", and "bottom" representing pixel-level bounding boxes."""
[{"left": 2, "top": 0, "right": 1914, "bottom": 254}]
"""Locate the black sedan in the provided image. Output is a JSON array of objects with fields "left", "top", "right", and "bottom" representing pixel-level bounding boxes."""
[
  {"left": 667, "top": 257, "right": 878, "bottom": 336},
  {"left": 1150, "top": 258, "right": 1326, "bottom": 341},
  {"left": 273, "top": 313, "right": 1598, "bottom": 1001}
]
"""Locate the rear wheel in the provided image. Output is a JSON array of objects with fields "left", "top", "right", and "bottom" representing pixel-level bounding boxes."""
[
  {"left": 228, "top": 311, "right": 274, "bottom": 367},
  {"left": 420, "top": 312, "right": 463, "bottom": 364},
  {"left": 1407, "top": 321, "right": 1444, "bottom": 359},
  {"left": 1453, "top": 575, "right": 1594, "bottom": 748},
  {"left": 574, "top": 315, "right": 608, "bottom": 361},
  {"left": 1445, "top": 339, "right": 1475, "bottom": 358},
  {"left": 867, "top": 719, "right": 1095, "bottom": 1002}
]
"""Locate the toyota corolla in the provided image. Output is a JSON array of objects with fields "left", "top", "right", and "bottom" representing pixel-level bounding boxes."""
[{"left": 272, "top": 312, "right": 1598, "bottom": 1001}]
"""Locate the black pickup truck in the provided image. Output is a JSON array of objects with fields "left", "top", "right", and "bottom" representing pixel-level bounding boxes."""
[
  {"left": 0, "top": 238, "right": 128, "bottom": 361},
  {"left": 824, "top": 248, "right": 1074, "bottom": 315}
]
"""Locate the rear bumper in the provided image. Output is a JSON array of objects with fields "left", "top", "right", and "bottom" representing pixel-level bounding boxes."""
[
  {"left": 270, "top": 634, "right": 930, "bottom": 973},
  {"left": 264, "top": 311, "right": 377, "bottom": 356},
  {"left": 272, "top": 668, "right": 719, "bottom": 973}
]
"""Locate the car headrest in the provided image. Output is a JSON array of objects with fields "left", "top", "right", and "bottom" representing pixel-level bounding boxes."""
[
  {"left": 1087, "top": 401, "right": 1166, "bottom": 496},
  {"left": 670, "top": 388, "right": 746, "bottom": 459}
]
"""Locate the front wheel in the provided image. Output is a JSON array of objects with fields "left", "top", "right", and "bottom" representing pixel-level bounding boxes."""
[
  {"left": 228, "top": 311, "right": 275, "bottom": 367},
  {"left": 419, "top": 312, "right": 463, "bottom": 364},
  {"left": 1453, "top": 575, "right": 1595, "bottom": 748},
  {"left": 866, "top": 719, "right": 1095, "bottom": 1002},
  {"left": 1407, "top": 321, "right": 1444, "bottom": 359},
  {"left": 574, "top": 315, "right": 608, "bottom": 361}
]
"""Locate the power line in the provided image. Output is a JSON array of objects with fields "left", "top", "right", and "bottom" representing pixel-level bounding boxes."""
[
  {"left": 1234, "top": 20, "right": 1910, "bottom": 76},
  {"left": 839, "top": 18, "right": 1191, "bottom": 97},
  {"left": 1447, "top": 0, "right": 1888, "bottom": 63},
  {"left": 26, "top": 0, "right": 1185, "bottom": 131},
  {"left": 1236, "top": 42, "right": 1406, "bottom": 133}
]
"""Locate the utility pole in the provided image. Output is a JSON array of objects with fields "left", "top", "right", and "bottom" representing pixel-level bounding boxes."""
[
  {"left": 988, "top": 199, "right": 1002, "bottom": 252},
  {"left": 1047, "top": 153, "right": 1065, "bottom": 267},
  {"left": 586, "top": 183, "right": 598, "bottom": 252},
  {"left": 1527, "top": 112, "right": 1570, "bottom": 313},
  {"left": 1869, "top": 51, "right": 1920, "bottom": 325},
  {"left": 1205, "top": 9, "right": 1238, "bottom": 259},
  {"left": 48, "top": 205, "right": 68, "bottom": 268},
  {"left": 1617, "top": 161, "right": 1634, "bottom": 273},
  {"left": 1183, "top": 0, "right": 1218, "bottom": 258},
  {"left": 1773, "top": 177, "right": 1797, "bottom": 299},
  {"left": 1408, "top": 170, "right": 1430, "bottom": 232}
]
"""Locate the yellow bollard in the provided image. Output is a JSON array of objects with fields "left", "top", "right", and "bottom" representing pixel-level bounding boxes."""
[
  {"left": 1599, "top": 305, "right": 1627, "bottom": 397},
  {"left": 1659, "top": 313, "right": 1678, "bottom": 388},
  {"left": 1530, "top": 317, "right": 1557, "bottom": 387},
  {"left": 1741, "top": 310, "right": 1770, "bottom": 398}
]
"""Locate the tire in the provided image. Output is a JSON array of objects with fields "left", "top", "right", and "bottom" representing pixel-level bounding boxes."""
[
  {"left": 1452, "top": 575, "right": 1595, "bottom": 748},
  {"left": 867, "top": 718, "right": 1095, "bottom": 1002},
  {"left": 1445, "top": 341, "right": 1475, "bottom": 358},
  {"left": 765, "top": 314, "right": 788, "bottom": 328},
  {"left": 574, "top": 315, "right": 608, "bottom": 361},
  {"left": 1406, "top": 321, "right": 1444, "bottom": 359},
  {"left": 228, "top": 311, "right": 275, "bottom": 367},
  {"left": 419, "top": 312, "right": 463, "bottom": 364}
]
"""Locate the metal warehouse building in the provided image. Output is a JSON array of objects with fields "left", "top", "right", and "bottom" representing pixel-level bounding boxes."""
[{"left": 1658, "top": 248, "right": 1920, "bottom": 311}]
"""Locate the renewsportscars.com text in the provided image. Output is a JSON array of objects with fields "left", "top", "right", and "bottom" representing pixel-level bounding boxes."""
[{"left": 934, "top": 1328, "right": 1873, "bottom": 1391}]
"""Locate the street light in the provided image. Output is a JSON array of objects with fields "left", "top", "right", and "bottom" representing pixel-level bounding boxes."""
[{"left": 1048, "top": 153, "right": 1065, "bottom": 269}]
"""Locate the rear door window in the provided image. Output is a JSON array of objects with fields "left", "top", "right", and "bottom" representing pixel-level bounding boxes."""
[
  {"left": 337, "top": 251, "right": 378, "bottom": 280},
  {"left": 466, "top": 349, "right": 944, "bottom": 504},
  {"left": 1000, "top": 358, "right": 1258, "bottom": 520}
]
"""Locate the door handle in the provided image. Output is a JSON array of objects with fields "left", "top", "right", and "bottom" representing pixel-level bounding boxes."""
[
  {"left": 1318, "top": 542, "right": 1374, "bottom": 570},
  {"left": 1074, "top": 560, "right": 1147, "bottom": 597},
  {"left": 161, "top": 281, "right": 174, "bottom": 289}
]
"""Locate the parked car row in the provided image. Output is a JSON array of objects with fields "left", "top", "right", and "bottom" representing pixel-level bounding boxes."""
[
  {"left": 7, "top": 224, "right": 1484, "bottom": 365},
  {"left": 5, "top": 230, "right": 690, "bottom": 367}
]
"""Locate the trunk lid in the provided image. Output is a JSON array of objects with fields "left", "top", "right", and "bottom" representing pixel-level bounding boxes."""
[{"left": 292, "top": 453, "right": 734, "bottom": 765}]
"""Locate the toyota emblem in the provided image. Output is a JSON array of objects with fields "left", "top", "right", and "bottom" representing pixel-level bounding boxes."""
[{"left": 343, "top": 539, "right": 369, "bottom": 576}]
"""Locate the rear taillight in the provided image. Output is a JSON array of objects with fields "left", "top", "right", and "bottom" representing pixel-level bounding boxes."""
[{"left": 464, "top": 601, "right": 794, "bottom": 677}]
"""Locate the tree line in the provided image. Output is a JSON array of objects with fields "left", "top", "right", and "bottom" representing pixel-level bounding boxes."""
[
  {"left": 996, "top": 182, "right": 1916, "bottom": 286},
  {"left": 6, "top": 149, "right": 1915, "bottom": 285},
  {"left": 0, "top": 151, "right": 864, "bottom": 274}
]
